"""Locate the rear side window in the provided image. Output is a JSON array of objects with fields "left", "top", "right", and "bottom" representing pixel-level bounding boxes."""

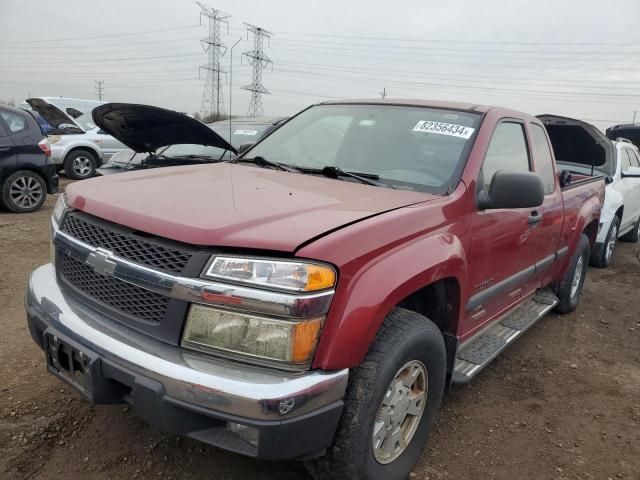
[
  {"left": 530, "top": 124, "right": 556, "bottom": 194},
  {"left": 0, "top": 111, "right": 27, "bottom": 134},
  {"left": 481, "top": 122, "right": 530, "bottom": 189},
  {"left": 621, "top": 148, "right": 640, "bottom": 171}
]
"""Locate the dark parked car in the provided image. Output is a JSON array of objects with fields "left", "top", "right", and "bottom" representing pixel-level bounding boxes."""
[
  {"left": 0, "top": 104, "right": 58, "bottom": 213},
  {"left": 96, "top": 115, "right": 287, "bottom": 175},
  {"left": 606, "top": 123, "right": 640, "bottom": 150}
]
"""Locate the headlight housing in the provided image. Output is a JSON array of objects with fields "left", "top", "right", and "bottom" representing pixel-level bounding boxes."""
[
  {"left": 182, "top": 304, "right": 324, "bottom": 369},
  {"left": 52, "top": 193, "right": 69, "bottom": 225},
  {"left": 203, "top": 256, "right": 336, "bottom": 292}
]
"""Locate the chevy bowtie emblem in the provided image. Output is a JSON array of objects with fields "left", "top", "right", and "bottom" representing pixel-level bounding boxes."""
[{"left": 86, "top": 248, "right": 116, "bottom": 276}]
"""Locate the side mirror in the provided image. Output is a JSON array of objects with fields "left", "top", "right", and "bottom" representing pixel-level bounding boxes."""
[
  {"left": 237, "top": 142, "right": 255, "bottom": 154},
  {"left": 622, "top": 166, "right": 640, "bottom": 178},
  {"left": 478, "top": 171, "right": 544, "bottom": 210}
]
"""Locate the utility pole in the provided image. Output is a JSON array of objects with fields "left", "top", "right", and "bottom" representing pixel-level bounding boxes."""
[
  {"left": 380, "top": 87, "right": 387, "bottom": 99},
  {"left": 633, "top": 110, "right": 639, "bottom": 124},
  {"left": 197, "top": 2, "right": 229, "bottom": 121},
  {"left": 95, "top": 80, "right": 104, "bottom": 101},
  {"left": 241, "top": 23, "right": 273, "bottom": 117}
]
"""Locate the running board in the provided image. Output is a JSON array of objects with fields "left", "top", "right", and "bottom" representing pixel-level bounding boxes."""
[{"left": 452, "top": 288, "right": 558, "bottom": 384}]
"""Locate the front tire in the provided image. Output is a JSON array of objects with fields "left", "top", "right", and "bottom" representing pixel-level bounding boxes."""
[
  {"left": 306, "top": 308, "right": 446, "bottom": 480},
  {"left": 590, "top": 217, "right": 619, "bottom": 268},
  {"left": 1, "top": 170, "right": 47, "bottom": 213},
  {"left": 555, "top": 234, "right": 590, "bottom": 314},
  {"left": 621, "top": 217, "right": 640, "bottom": 243},
  {"left": 64, "top": 149, "right": 97, "bottom": 180}
]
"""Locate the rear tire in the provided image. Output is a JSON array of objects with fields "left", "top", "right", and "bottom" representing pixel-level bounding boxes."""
[
  {"left": 1, "top": 170, "right": 47, "bottom": 213},
  {"left": 621, "top": 217, "right": 640, "bottom": 243},
  {"left": 590, "top": 217, "right": 619, "bottom": 268},
  {"left": 305, "top": 308, "right": 446, "bottom": 480},
  {"left": 64, "top": 149, "right": 97, "bottom": 180},
  {"left": 555, "top": 234, "right": 590, "bottom": 314}
]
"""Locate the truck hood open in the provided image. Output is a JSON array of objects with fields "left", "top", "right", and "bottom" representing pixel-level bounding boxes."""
[
  {"left": 537, "top": 114, "right": 614, "bottom": 177},
  {"left": 26, "top": 98, "right": 84, "bottom": 133},
  {"left": 65, "top": 163, "right": 436, "bottom": 251},
  {"left": 92, "top": 103, "right": 237, "bottom": 154}
]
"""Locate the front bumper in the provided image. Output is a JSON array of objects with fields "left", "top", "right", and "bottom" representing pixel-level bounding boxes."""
[{"left": 25, "top": 264, "right": 348, "bottom": 460}]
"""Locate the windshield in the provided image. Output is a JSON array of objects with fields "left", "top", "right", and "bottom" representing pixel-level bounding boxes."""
[
  {"left": 159, "top": 143, "right": 227, "bottom": 159},
  {"left": 74, "top": 111, "right": 97, "bottom": 131},
  {"left": 246, "top": 105, "right": 481, "bottom": 193},
  {"left": 210, "top": 122, "right": 273, "bottom": 147}
]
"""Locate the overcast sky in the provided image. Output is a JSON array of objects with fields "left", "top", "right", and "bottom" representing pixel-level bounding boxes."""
[{"left": 1, "top": 0, "right": 639, "bottom": 130}]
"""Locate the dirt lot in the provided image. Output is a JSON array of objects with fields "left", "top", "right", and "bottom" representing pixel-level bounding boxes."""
[{"left": 1, "top": 182, "right": 639, "bottom": 480}]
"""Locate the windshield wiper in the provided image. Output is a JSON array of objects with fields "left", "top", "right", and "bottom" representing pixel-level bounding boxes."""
[
  {"left": 317, "top": 166, "right": 394, "bottom": 188},
  {"left": 235, "top": 156, "right": 300, "bottom": 173}
]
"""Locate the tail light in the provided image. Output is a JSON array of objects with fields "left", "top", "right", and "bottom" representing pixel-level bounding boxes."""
[{"left": 38, "top": 138, "right": 51, "bottom": 157}]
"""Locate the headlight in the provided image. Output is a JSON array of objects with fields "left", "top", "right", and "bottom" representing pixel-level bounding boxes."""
[
  {"left": 182, "top": 304, "right": 323, "bottom": 368},
  {"left": 52, "top": 193, "right": 68, "bottom": 225},
  {"left": 203, "top": 256, "right": 336, "bottom": 292}
]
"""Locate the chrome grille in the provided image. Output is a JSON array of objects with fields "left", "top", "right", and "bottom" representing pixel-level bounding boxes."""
[
  {"left": 60, "top": 212, "right": 192, "bottom": 274},
  {"left": 59, "top": 253, "right": 169, "bottom": 323}
]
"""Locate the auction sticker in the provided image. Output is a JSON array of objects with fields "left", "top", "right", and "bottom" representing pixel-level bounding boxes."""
[
  {"left": 234, "top": 129, "right": 259, "bottom": 136},
  {"left": 412, "top": 121, "right": 475, "bottom": 139}
]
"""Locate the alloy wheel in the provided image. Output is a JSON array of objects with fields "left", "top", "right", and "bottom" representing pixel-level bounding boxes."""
[
  {"left": 9, "top": 175, "right": 43, "bottom": 210},
  {"left": 606, "top": 224, "right": 617, "bottom": 263},
  {"left": 72, "top": 156, "right": 93, "bottom": 177},
  {"left": 570, "top": 255, "right": 584, "bottom": 298},
  {"left": 372, "top": 360, "right": 428, "bottom": 464}
]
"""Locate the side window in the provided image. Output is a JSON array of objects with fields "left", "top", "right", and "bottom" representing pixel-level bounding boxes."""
[
  {"left": 530, "top": 124, "right": 556, "bottom": 194},
  {"left": 622, "top": 149, "right": 633, "bottom": 172},
  {"left": 0, "top": 111, "right": 27, "bottom": 134},
  {"left": 629, "top": 149, "right": 640, "bottom": 168},
  {"left": 481, "top": 122, "right": 530, "bottom": 189}
]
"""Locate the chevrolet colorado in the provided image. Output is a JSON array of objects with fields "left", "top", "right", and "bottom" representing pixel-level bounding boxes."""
[{"left": 26, "top": 100, "right": 604, "bottom": 480}]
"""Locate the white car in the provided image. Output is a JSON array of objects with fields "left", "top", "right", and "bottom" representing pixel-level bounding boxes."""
[
  {"left": 26, "top": 98, "right": 127, "bottom": 179},
  {"left": 540, "top": 115, "right": 640, "bottom": 267}
]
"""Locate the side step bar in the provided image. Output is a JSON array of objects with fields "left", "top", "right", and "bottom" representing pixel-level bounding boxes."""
[{"left": 452, "top": 288, "right": 558, "bottom": 384}]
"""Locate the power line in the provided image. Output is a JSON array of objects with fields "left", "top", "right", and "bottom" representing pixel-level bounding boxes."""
[
  {"left": 197, "top": 2, "right": 229, "bottom": 119},
  {"left": 1, "top": 25, "right": 201, "bottom": 45},
  {"left": 273, "top": 30, "right": 640, "bottom": 47},
  {"left": 242, "top": 23, "right": 273, "bottom": 117}
]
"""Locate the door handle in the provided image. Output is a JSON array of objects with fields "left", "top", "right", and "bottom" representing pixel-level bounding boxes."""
[{"left": 528, "top": 211, "right": 543, "bottom": 225}]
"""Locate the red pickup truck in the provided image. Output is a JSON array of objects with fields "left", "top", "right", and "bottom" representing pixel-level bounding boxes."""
[{"left": 26, "top": 100, "right": 604, "bottom": 480}]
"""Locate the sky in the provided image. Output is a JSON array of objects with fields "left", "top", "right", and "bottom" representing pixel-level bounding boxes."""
[{"left": 1, "top": 0, "right": 640, "bottom": 131}]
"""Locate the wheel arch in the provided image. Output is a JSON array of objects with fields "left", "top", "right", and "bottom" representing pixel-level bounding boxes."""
[
  {"left": 63, "top": 145, "right": 102, "bottom": 166},
  {"left": 313, "top": 233, "right": 467, "bottom": 371}
]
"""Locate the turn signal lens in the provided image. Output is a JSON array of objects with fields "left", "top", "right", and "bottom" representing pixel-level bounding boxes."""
[
  {"left": 182, "top": 304, "right": 324, "bottom": 368},
  {"left": 52, "top": 194, "right": 68, "bottom": 225},
  {"left": 203, "top": 256, "right": 336, "bottom": 292}
]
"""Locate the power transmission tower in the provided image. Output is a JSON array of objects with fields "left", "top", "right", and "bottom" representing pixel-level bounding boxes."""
[
  {"left": 197, "top": 2, "right": 229, "bottom": 120},
  {"left": 241, "top": 24, "right": 273, "bottom": 117},
  {"left": 95, "top": 80, "right": 104, "bottom": 101}
]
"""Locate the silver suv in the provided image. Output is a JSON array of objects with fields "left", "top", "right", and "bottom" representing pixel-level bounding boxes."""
[{"left": 26, "top": 98, "right": 127, "bottom": 179}]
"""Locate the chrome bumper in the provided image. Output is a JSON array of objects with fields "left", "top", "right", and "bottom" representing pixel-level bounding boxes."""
[{"left": 26, "top": 264, "right": 348, "bottom": 421}]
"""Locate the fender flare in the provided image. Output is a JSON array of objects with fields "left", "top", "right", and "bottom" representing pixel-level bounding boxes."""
[
  {"left": 62, "top": 143, "right": 103, "bottom": 165},
  {"left": 313, "top": 232, "right": 467, "bottom": 370},
  {"left": 598, "top": 187, "right": 623, "bottom": 242}
]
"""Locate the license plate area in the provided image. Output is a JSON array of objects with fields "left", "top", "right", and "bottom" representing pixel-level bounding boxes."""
[{"left": 45, "top": 333, "right": 95, "bottom": 398}]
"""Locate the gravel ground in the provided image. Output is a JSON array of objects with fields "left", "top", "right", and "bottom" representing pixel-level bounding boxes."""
[{"left": 1, "top": 181, "right": 639, "bottom": 480}]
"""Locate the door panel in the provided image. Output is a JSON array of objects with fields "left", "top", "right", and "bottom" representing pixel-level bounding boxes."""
[
  {"left": 0, "top": 115, "right": 18, "bottom": 179},
  {"left": 618, "top": 149, "right": 640, "bottom": 230},
  {"left": 526, "top": 123, "right": 564, "bottom": 285},
  {"left": 465, "top": 121, "right": 538, "bottom": 336},
  {"left": 99, "top": 129, "right": 127, "bottom": 160}
]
